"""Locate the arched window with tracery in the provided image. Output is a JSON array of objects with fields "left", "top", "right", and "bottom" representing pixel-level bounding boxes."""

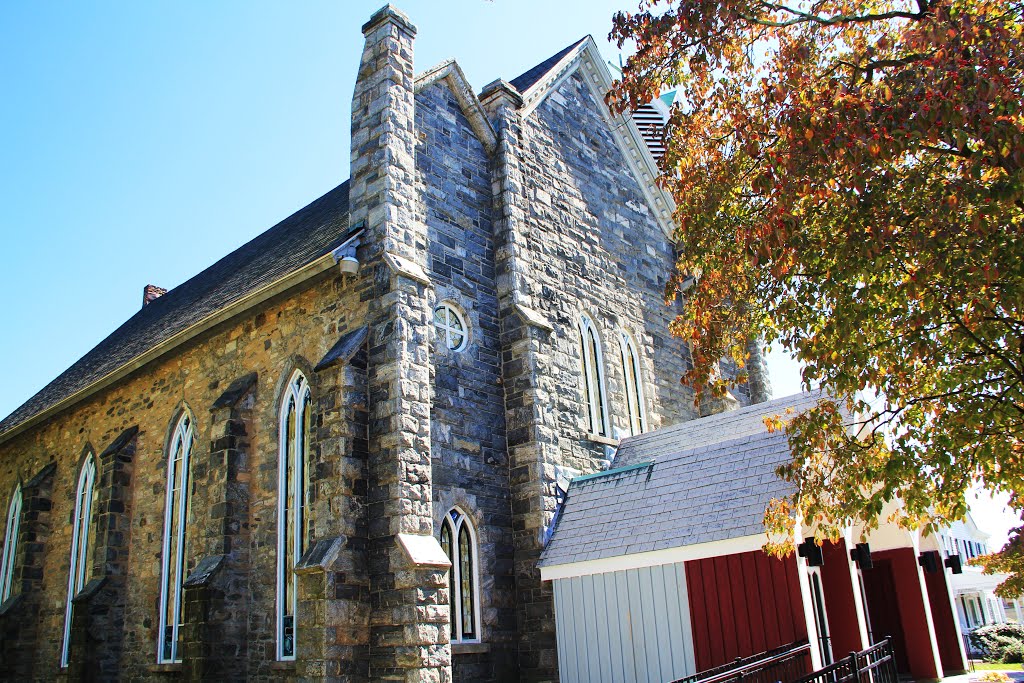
[
  {"left": 277, "top": 370, "right": 312, "bottom": 661},
  {"left": 0, "top": 485, "right": 22, "bottom": 602},
  {"left": 578, "top": 314, "right": 609, "bottom": 437},
  {"left": 618, "top": 332, "right": 647, "bottom": 436},
  {"left": 440, "top": 508, "right": 480, "bottom": 642},
  {"left": 157, "top": 411, "right": 195, "bottom": 663},
  {"left": 62, "top": 453, "right": 97, "bottom": 668}
]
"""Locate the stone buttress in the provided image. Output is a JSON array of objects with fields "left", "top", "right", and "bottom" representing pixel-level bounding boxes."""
[{"left": 350, "top": 5, "right": 452, "bottom": 682}]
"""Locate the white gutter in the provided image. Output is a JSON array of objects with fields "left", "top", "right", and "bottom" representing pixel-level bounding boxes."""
[
  {"left": 540, "top": 533, "right": 766, "bottom": 581},
  {"left": 0, "top": 230, "right": 363, "bottom": 446}
]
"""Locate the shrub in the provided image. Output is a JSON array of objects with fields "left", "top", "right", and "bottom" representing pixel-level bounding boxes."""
[{"left": 970, "top": 623, "right": 1024, "bottom": 663}]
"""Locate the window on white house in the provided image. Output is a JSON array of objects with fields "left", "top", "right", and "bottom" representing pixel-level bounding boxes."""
[
  {"left": 578, "top": 314, "right": 609, "bottom": 437},
  {"left": 434, "top": 303, "right": 468, "bottom": 351},
  {"left": 439, "top": 508, "right": 479, "bottom": 642},
  {"left": 157, "top": 412, "right": 195, "bottom": 663},
  {"left": 277, "top": 371, "right": 312, "bottom": 661},
  {"left": 618, "top": 332, "right": 646, "bottom": 436},
  {"left": 62, "top": 453, "right": 97, "bottom": 668},
  {"left": 0, "top": 486, "right": 22, "bottom": 602}
]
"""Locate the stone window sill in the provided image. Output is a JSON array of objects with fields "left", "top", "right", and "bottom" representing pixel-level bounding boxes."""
[
  {"left": 147, "top": 663, "right": 182, "bottom": 674},
  {"left": 271, "top": 660, "right": 297, "bottom": 671},
  {"left": 452, "top": 642, "right": 490, "bottom": 655},
  {"left": 586, "top": 433, "right": 619, "bottom": 447}
]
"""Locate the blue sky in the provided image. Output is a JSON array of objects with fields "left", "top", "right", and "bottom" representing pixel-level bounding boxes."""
[
  {"left": 1, "top": 3, "right": 1014, "bottom": 542},
  {"left": 0, "top": 0, "right": 641, "bottom": 420}
]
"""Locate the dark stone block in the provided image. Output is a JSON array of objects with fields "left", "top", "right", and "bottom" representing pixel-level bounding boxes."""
[{"left": 211, "top": 372, "right": 258, "bottom": 409}]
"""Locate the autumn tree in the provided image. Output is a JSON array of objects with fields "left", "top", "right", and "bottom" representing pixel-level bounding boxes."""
[{"left": 608, "top": 0, "right": 1024, "bottom": 591}]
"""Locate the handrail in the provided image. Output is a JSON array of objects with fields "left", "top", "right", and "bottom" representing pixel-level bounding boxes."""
[
  {"left": 793, "top": 637, "right": 899, "bottom": 683},
  {"left": 674, "top": 641, "right": 812, "bottom": 683}
]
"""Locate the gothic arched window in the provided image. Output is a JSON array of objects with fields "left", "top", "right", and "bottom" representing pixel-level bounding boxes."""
[
  {"left": 0, "top": 486, "right": 22, "bottom": 602},
  {"left": 618, "top": 332, "right": 647, "bottom": 436},
  {"left": 62, "top": 453, "right": 97, "bottom": 668},
  {"left": 440, "top": 508, "right": 480, "bottom": 643},
  {"left": 578, "top": 314, "right": 609, "bottom": 437},
  {"left": 277, "top": 370, "right": 312, "bottom": 661},
  {"left": 157, "top": 411, "right": 195, "bottom": 663}
]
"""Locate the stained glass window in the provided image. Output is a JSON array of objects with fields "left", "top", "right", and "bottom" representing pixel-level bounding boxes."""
[
  {"left": 157, "top": 412, "right": 194, "bottom": 663},
  {"left": 619, "top": 332, "right": 646, "bottom": 436},
  {"left": 440, "top": 508, "right": 479, "bottom": 642},
  {"left": 434, "top": 303, "right": 468, "bottom": 351},
  {"left": 579, "top": 315, "right": 609, "bottom": 436},
  {"left": 277, "top": 371, "right": 311, "bottom": 660},
  {"left": 0, "top": 486, "right": 22, "bottom": 602},
  {"left": 62, "top": 453, "right": 97, "bottom": 668}
]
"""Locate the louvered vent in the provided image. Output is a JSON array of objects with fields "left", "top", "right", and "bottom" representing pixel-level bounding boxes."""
[{"left": 633, "top": 102, "right": 667, "bottom": 163}]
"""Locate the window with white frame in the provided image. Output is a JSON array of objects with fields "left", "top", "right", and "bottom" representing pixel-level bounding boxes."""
[
  {"left": 439, "top": 508, "right": 480, "bottom": 642},
  {"left": 62, "top": 453, "right": 97, "bottom": 668},
  {"left": 618, "top": 332, "right": 646, "bottom": 436},
  {"left": 808, "top": 568, "right": 833, "bottom": 665},
  {"left": 434, "top": 303, "right": 468, "bottom": 352},
  {"left": 0, "top": 486, "right": 22, "bottom": 602},
  {"left": 277, "top": 371, "right": 312, "bottom": 661},
  {"left": 157, "top": 412, "right": 195, "bottom": 663},
  {"left": 578, "top": 314, "right": 609, "bottom": 437}
]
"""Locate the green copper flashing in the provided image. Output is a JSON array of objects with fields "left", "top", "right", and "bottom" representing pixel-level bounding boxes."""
[{"left": 571, "top": 461, "right": 653, "bottom": 484}]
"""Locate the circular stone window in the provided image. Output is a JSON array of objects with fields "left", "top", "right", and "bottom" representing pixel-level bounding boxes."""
[{"left": 434, "top": 303, "right": 468, "bottom": 352}]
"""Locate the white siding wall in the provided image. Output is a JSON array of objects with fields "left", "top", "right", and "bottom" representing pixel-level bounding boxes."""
[{"left": 552, "top": 562, "right": 696, "bottom": 683}]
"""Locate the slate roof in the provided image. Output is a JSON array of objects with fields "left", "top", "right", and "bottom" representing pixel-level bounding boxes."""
[
  {"left": 509, "top": 37, "right": 589, "bottom": 94},
  {"left": 614, "top": 392, "right": 825, "bottom": 468},
  {"left": 539, "top": 392, "right": 826, "bottom": 568},
  {"left": 0, "top": 181, "right": 352, "bottom": 439}
]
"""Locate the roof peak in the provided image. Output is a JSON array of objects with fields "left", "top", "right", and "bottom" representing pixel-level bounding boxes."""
[{"left": 508, "top": 36, "right": 590, "bottom": 94}]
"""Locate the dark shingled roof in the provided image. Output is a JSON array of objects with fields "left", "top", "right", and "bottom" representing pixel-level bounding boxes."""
[
  {"left": 539, "top": 393, "right": 826, "bottom": 568},
  {"left": 0, "top": 181, "right": 352, "bottom": 438},
  {"left": 509, "top": 36, "right": 589, "bottom": 94}
]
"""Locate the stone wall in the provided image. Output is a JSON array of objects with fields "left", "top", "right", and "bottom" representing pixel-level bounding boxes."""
[
  {"left": 415, "top": 80, "right": 517, "bottom": 681},
  {"left": 0, "top": 269, "right": 370, "bottom": 680},
  {"left": 498, "top": 69, "right": 702, "bottom": 680}
]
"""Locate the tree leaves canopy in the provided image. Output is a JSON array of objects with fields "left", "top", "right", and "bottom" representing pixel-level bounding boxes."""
[{"left": 608, "top": 0, "right": 1024, "bottom": 592}]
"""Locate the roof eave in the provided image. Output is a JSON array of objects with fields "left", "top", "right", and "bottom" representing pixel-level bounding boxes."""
[{"left": 0, "top": 230, "right": 362, "bottom": 446}]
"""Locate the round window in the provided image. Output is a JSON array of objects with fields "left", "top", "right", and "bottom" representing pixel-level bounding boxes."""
[{"left": 434, "top": 303, "right": 468, "bottom": 351}]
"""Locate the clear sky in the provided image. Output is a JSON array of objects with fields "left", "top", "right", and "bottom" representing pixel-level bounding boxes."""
[{"left": 1, "top": 2, "right": 1017, "bottom": 546}]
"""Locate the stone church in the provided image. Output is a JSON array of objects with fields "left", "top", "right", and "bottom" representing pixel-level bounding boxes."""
[{"left": 0, "top": 5, "right": 769, "bottom": 681}]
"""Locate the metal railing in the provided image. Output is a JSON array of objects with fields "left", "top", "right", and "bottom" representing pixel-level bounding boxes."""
[
  {"left": 674, "top": 641, "right": 813, "bottom": 683},
  {"left": 962, "top": 633, "right": 977, "bottom": 672},
  {"left": 793, "top": 637, "right": 899, "bottom": 683}
]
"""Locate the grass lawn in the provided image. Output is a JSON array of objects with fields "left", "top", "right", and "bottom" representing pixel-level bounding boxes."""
[{"left": 973, "top": 662, "right": 1024, "bottom": 671}]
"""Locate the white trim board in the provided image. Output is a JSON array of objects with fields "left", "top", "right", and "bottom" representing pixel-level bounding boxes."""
[{"left": 540, "top": 534, "right": 767, "bottom": 581}]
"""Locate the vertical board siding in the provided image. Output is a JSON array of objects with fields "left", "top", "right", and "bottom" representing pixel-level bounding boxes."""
[
  {"left": 686, "top": 550, "right": 809, "bottom": 671},
  {"left": 552, "top": 562, "right": 694, "bottom": 683}
]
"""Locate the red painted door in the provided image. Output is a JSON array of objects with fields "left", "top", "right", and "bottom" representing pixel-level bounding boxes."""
[{"left": 860, "top": 559, "right": 911, "bottom": 674}]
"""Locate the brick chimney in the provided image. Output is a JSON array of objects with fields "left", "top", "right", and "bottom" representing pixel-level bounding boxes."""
[{"left": 142, "top": 284, "right": 167, "bottom": 307}]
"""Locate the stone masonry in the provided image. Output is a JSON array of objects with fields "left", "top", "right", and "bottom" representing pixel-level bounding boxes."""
[{"left": 0, "top": 5, "right": 769, "bottom": 682}]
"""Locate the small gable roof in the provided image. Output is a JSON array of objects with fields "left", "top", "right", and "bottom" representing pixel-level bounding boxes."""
[
  {"left": 0, "top": 182, "right": 354, "bottom": 442},
  {"left": 539, "top": 393, "right": 825, "bottom": 570}
]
